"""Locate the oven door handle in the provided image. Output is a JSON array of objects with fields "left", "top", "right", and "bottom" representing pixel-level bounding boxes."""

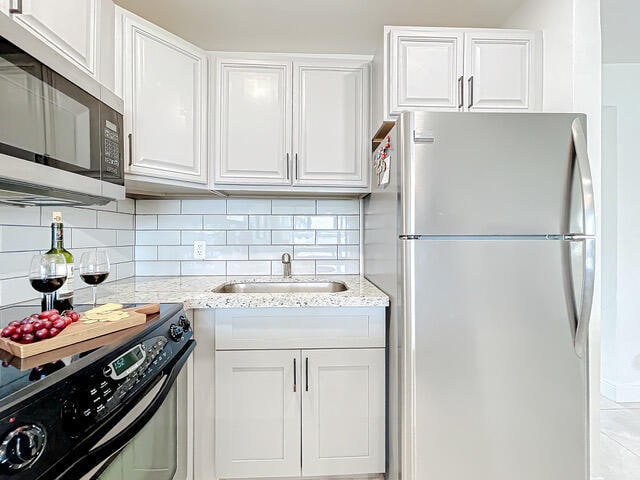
[{"left": 59, "top": 339, "right": 195, "bottom": 480}]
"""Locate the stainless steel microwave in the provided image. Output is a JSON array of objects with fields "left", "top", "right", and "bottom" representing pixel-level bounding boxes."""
[{"left": 0, "top": 34, "right": 124, "bottom": 206}]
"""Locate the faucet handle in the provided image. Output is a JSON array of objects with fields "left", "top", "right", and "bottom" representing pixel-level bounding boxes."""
[{"left": 282, "top": 253, "right": 291, "bottom": 263}]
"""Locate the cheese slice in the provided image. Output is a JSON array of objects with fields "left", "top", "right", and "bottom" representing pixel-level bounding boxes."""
[{"left": 84, "top": 303, "right": 123, "bottom": 315}]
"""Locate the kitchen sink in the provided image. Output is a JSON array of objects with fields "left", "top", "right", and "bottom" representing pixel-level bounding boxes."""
[{"left": 213, "top": 281, "right": 348, "bottom": 294}]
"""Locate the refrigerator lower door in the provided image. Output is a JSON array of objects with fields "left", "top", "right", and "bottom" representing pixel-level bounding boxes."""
[{"left": 403, "top": 239, "right": 588, "bottom": 480}]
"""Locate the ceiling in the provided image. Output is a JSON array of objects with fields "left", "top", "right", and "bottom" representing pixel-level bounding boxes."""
[
  {"left": 601, "top": 0, "right": 640, "bottom": 63},
  {"left": 113, "top": 0, "right": 526, "bottom": 54}
]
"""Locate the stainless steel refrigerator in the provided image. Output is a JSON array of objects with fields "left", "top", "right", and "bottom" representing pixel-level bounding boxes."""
[{"left": 364, "top": 111, "right": 595, "bottom": 480}]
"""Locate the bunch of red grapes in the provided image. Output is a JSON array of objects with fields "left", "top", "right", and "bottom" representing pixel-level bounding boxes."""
[{"left": 1, "top": 309, "right": 80, "bottom": 344}]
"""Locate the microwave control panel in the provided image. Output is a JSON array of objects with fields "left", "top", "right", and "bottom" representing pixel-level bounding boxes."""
[{"left": 103, "top": 119, "right": 121, "bottom": 177}]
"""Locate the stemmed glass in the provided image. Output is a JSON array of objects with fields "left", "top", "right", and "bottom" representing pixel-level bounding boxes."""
[
  {"left": 29, "top": 253, "right": 67, "bottom": 311},
  {"left": 79, "top": 249, "right": 110, "bottom": 306}
]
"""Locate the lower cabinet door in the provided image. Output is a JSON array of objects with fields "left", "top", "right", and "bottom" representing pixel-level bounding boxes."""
[
  {"left": 215, "top": 350, "right": 302, "bottom": 478},
  {"left": 302, "top": 348, "right": 385, "bottom": 476}
]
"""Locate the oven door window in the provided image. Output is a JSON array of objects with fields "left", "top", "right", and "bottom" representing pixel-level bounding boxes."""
[{"left": 96, "top": 363, "right": 191, "bottom": 480}]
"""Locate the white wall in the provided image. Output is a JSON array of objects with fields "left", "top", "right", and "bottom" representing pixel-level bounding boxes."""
[{"left": 601, "top": 64, "right": 640, "bottom": 401}]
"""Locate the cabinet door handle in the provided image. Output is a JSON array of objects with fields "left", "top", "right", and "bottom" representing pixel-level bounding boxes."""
[
  {"left": 467, "top": 76, "right": 474, "bottom": 109},
  {"left": 128, "top": 133, "right": 133, "bottom": 167},
  {"left": 294, "top": 154, "right": 299, "bottom": 181},
  {"left": 9, "top": 0, "right": 22, "bottom": 14},
  {"left": 305, "top": 357, "right": 309, "bottom": 392},
  {"left": 458, "top": 75, "right": 463, "bottom": 110},
  {"left": 293, "top": 357, "right": 297, "bottom": 392},
  {"left": 286, "top": 153, "right": 290, "bottom": 180}
]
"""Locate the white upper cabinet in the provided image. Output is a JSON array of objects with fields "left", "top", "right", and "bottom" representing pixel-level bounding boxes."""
[
  {"left": 212, "top": 54, "right": 371, "bottom": 193},
  {"left": 5, "top": 0, "right": 99, "bottom": 77},
  {"left": 389, "top": 30, "right": 464, "bottom": 113},
  {"left": 464, "top": 31, "right": 541, "bottom": 111},
  {"left": 118, "top": 8, "right": 208, "bottom": 185},
  {"left": 302, "top": 349, "right": 385, "bottom": 477},
  {"left": 215, "top": 58, "right": 291, "bottom": 185},
  {"left": 385, "top": 27, "right": 542, "bottom": 116},
  {"left": 293, "top": 59, "right": 369, "bottom": 187}
]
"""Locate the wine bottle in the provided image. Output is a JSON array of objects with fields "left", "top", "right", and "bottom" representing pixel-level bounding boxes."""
[{"left": 47, "top": 212, "right": 74, "bottom": 311}]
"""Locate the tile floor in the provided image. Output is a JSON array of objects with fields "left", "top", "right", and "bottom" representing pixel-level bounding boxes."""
[{"left": 600, "top": 396, "right": 640, "bottom": 479}]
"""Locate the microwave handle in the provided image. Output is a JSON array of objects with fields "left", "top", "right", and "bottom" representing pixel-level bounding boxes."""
[{"left": 56, "top": 340, "right": 195, "bottom": 479}]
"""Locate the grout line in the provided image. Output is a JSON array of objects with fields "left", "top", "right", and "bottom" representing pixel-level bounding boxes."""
[{"left": 601, "top": 431, "right": 640, "bottom": 458}]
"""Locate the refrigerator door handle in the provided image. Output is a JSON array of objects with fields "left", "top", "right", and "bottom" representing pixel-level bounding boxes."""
[{"left": 570, "top": 118, "right": 596, "bottom": 357}]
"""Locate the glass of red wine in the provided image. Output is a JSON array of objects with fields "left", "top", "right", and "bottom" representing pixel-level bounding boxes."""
[
  {"left": 79, "top": 249, "right": 110, "bottom": 306},
  {"left": 29, "top": 253, "right": 67, "bottom": 311}
]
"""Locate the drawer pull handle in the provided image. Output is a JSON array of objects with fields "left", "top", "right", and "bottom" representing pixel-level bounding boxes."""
[
  {"left": 305, "top": 357, "right": 309, "bottom": 392},
  {"left": 293, "top": 358, "right": 297, "bottom": 392}
]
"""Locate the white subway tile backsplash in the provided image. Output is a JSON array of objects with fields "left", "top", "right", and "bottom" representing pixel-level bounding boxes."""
[
  {"left": 317, "top": 199, "right": 359, "bottom": 215},
  {"left": 0, "top": 205, "right": 42, "bottom": 226},
  {"left": 107, "top": 246, "right": 134, "bottom": 264},
  {"left": 117, "top": 230, "right": 135, "bottom": 246},
  {"left": 116, "top": 262, "right": 135, "bottom": 280},
  {"left": 204, "top": 215, "right": 248, "bottom": 230},
  {"left": 136, "top": 200, "right": 181, "bottom": 214},
  {"left": 249, "top": 245, "right": 293, "bottom": 260},
  {"left": 337, "top": 216, "right": 360, "bottom": 229},
  {"left": 271, "top": 260, "right": 316, "bottom": 276},
  {"left": 181, "top": 231, "right": 226, "bottom": 246},
  {"left": 0, "top": 277, "right": 37, "bottom": 306},
  {"left": 117, "top": 199, "right": 136, "bottom": 214},
  {"left": 316, "top": 230, "right": 359, "bottom": 245},
  {"left": 97, "top": 211, "right": 135, "bottom": 230},
  {"left": 227, "top": 261, "right": 271, "bottom": 276},
  {"left": 158, "top": 246, "right": 194, "bottom": 261},
  {"left": 0, "top": 226, "right": 49, "bottom": 252},
  {"left": 226, "top": 230, "right": 271, "bottom": 245},
  {"left": 338, "top": 245, "right": 360, "bottom": 259},
  {"left": 136, "top": 230, "right": 181, "bottom": 246},
  {"left": 227, "top": 199, "right": 271, "bottom": 214},
  {"left": 136, "top": 215, "right": 158, "bottom": 230},
  {"left": 181, "top": 261, "right": 226, "bottom": 276},
  {"left": 249, "top": 215, "right": 293, "bottom": 230},
  {"left": 271, "top": 230, "right": 315, "bottom": 245},
  {"left": 135, "top": 246, "right": 158, "bottom": 261},
  {"left": 294, "top": 215, "right": 337, "bottom": 230},
  {"left": 136, "top": 261, "right": 180, "bottom": 276},
  {"left": 271, "top": 199, "right": 316, "bottom": 214},
  {"left": 157, "top": 215, "right": 203, "bottom": 230},
  {"left": 206, "top": 246, "right": 248, "bottom": 261},
  {"left": 181, "top": 199, "right": 226, "bottom": 214},
  {"left": 315, "top": 260, "right": 359, "bottom": 275},
  {"left": 41, "top": 207, "right": 96, "bottom": 228},
  {"left": 294, "top": 245, "right": 337, "bottom": 260},
  {"left": 0, "top": 252, "right": 33, "bottom": 280},
  {"left": 72, "top": 229, "right": 117, "bottom": 249}
]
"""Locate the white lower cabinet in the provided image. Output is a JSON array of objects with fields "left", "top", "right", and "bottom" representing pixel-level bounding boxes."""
[
  {"left": 215, "top": 350, "right": 302, "bottom": 479},
  {"left": 302, "top": 349, "right": 385, "bottom": 477}
]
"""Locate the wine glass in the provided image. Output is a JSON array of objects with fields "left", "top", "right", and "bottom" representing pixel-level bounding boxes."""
[
  {"left": 79, "top": 249, "right": 110, "bottom": 306},
  {"left": 29, "top": 253, "right": 67, "bottom": 311}
]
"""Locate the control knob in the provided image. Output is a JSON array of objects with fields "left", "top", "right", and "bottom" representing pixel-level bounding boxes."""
[
  {"left": 169, "top": 324, "right": 184, "bottom": 342},
  {"left": 0, "top": 424, "right": 46, "bottom": 471},
  {"left": 179, "top": 315, "right": 191, "bottom": 331}
]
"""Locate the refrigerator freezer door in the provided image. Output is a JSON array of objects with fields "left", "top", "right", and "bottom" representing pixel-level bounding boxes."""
[
  {"left": 402, "top": 112, "right": 588, "bottom": 236},
  {"left": 403, "top": 239, "right": 588, "bottom": 480}
]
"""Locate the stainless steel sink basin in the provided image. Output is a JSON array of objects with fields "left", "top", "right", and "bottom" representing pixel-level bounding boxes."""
[{"left": 213, "top": 281, "right": 348, "bottom": 294}]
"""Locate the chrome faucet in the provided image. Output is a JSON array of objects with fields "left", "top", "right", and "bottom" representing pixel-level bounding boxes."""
[{"left": 281, "top": 253, "right": 292, "bottom": 278}]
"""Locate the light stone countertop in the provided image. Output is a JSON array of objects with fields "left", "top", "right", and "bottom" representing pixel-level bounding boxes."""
[{"left": 75, "top": 275, "right": 389, "bottom": 309}]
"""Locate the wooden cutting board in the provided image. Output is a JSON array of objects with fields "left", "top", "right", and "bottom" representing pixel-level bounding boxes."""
[{"left": 0, "top": 304, "right": 160, "bottom": 358}]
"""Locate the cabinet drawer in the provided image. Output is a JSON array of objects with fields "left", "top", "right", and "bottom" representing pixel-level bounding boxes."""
[{"left": 215, "top": 307, "right": 385, "bottom": 350}]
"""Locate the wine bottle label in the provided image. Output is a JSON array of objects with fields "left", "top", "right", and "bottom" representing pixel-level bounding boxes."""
[{"left": 57, "top": 263, "right": 74, "bottom": 298}]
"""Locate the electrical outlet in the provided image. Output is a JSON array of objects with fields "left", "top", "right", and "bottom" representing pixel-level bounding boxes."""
[{"left": 193, "top": 241, "right": 206, "bottom": 260}]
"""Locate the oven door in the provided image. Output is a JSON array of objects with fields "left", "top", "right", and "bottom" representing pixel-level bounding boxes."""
[{"left": 60, "top": 340, "right": 195, "bottom": 480}]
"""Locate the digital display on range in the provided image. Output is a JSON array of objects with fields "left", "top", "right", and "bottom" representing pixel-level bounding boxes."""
[{"left": 111, "top": 345, "right": 144, "bottom": 376}]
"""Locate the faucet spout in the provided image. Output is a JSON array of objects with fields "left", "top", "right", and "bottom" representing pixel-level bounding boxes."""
[{"left": 281, "top": 253, "right": 292, "bottom": 278}]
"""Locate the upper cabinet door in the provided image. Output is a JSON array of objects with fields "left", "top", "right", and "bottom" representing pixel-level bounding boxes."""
[
  {"left": 464, "top": 31, "right": 542, "bottom": 111},
  {"left": 121, "top": 11, "right": 208, "bottom": 184},
  {"left": 214, "top": 58, "right": 291, "bottom": 185},
  {"left": 302, "top": 348, "right": 385, "bottom": 477},
  {"left": 215, "top": 350, "right": 302, "bottom": 479},
  {"left": 292, "top": 59, "right": 369, "bottom": 187},
  {"left": 389, "top": 30, "right": 464, "bottom": 114},
  {"left": 9, "top": 0, "right": 99, "bottom": 76}
]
